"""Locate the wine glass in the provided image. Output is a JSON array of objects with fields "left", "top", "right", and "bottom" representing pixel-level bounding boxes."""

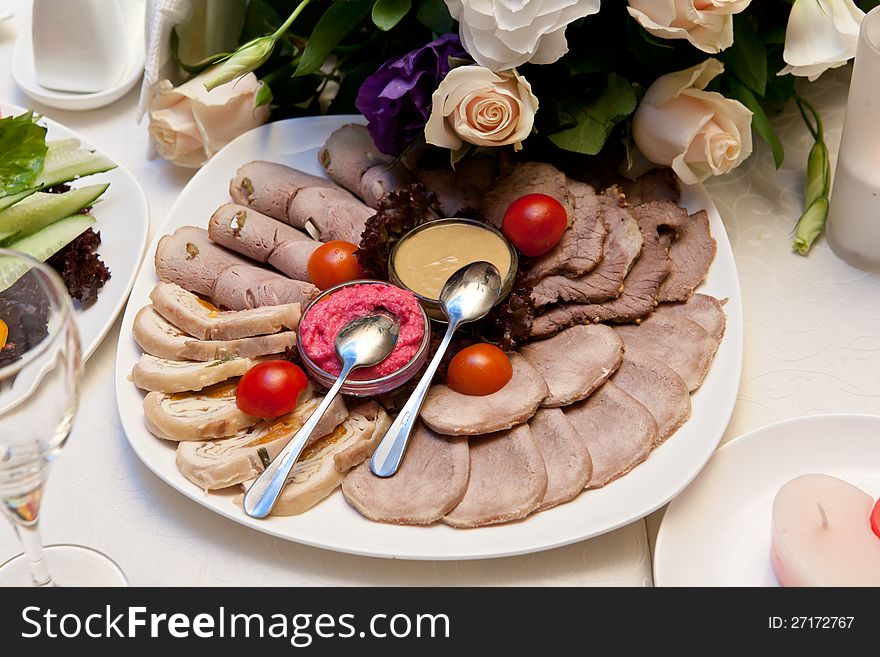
[{"left": 0, "top": 251, "right": 126, "bottom": 586}]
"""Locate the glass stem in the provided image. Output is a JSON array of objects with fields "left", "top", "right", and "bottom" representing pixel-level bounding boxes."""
[{"left": 11, "top": 518, "right": 54, "bottom": 586}]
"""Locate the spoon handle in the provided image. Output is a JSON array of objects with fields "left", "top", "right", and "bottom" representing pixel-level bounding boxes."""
[
  {"left": 243, "top": 360, "right": 355, "bottom": 519},
  {"left": 370, "top": 320, "right": 459, "bottom": 478}
]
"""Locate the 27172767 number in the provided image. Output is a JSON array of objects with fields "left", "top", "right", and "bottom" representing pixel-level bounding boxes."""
[{"left": 769, "top": 617, "right": 854, "bottom": 629}]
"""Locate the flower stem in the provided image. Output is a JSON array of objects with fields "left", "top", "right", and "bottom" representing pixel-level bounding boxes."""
[
  {"left": 793, "top": 94, "right": 831, "bottom": 256},
  {"left": 272, "top": 0, "right": 312, "bottom": 41}
]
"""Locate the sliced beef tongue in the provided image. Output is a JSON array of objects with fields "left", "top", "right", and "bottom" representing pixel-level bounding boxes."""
[
  {"left": 443, "top": 424, "right": 547, "bottom": 528},
  {"left": 615, "top": 316, "right": 720, "bottom": 392},
  {"left": 318, "top": 124, "right": 415, "bottom": 208},
  {"left": 230, "top": 161, "right": 374, "bottom": 243},
  {"left": 525, "top": 180, "right": 606, "bottom": 281},
  {"left": 529, "top": 198, "right": 688, "bottom": 336},
  {"left": 564, "top": 382, "right": 657, "bottom": 488},
  {"left": 481, "top": 162, "right": 571, "bottom": 229},
  {"left": 529, "top": 409, "right": 592, "bottom": 512},
  {"left": 519, "top": 324, "right": 623, "bottom": 408},
  {"left": 416, "top": 156, "right": 496, "bottom": 217},
  {"left": 531, "top": 188, "right": 642, "bottom": 307},
  {"left": 658, "top": 209, "right": 716, "bottom": 302},
  {"left": 342, "top": 423, "right": 470, "bottom": 525},
  {"left": 649, "top": 294, "right": 727, "bottom": 341},
  {"left": 612, "top": 351, "right": 691, "bottom": 442},
  {"left": 208, "top": 204, "right": 319, "bottom": 283},
  {"left": 420, "top": 353, "right": 548, "bottom": 436}
]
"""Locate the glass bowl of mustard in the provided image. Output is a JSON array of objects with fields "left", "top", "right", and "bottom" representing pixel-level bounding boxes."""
[{"left": 388, "top": 218, "right": 518, "bottom": 321}]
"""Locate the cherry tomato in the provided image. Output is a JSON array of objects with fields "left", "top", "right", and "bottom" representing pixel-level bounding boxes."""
[
  {"left": 307, "top": 241, "right": 364, "bottom": 290},
  {"left": 446, "top": 343, "right": 513, "bottom": 396},
  {"left": 236, "top": 361, "right": 309, "bottom": 418},
  {"left": 501, "top": 193, "right": 568, "bottom": 257},
  {"left": 871, "top": 498, "right": 880, "bottom": 540}
]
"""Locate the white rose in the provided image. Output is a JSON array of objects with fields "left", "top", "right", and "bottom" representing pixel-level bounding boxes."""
[
  {"left": 147, "top": 68, "right": 269, "bottom": 168},
  {"left": 779, "top": 0, "right": 865, "bottom": 81},
  {"left": 425, "top": 66, "right": 539, "bottom": 153},
  {"left": 627, "top": 0, "right": 752, "bottom": 54},
  {"left": 632, "top": 59, "right": 753, "bottom": 184},
  {"left": 445, "top": 0, "right": 601, "bottom": 71}
]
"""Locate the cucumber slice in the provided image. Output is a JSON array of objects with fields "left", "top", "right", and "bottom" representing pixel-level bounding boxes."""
[
  {"left": 0, "top": 214, "right": 95, "bottom": 291},
  {"left": 34, "top": 147, "right": 116, "bottom": 188},
  {"left": 0, "top": 189, "right": 37, "bottom": 212},
  {"left": 46, "top": 138, "right": 81, "bottom": 157},
  {"left": 0, "top": 183, "right": 108, "bottom": 245}
]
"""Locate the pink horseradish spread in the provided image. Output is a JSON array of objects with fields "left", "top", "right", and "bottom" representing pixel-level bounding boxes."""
[{"left": 299, "top": 283, "right": 424, "bottom": 380}]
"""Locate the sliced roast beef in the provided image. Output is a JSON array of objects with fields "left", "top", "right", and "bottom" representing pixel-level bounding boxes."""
[
  {"left": 342, "top": 423, "right": 470, "bottom": 525},
  {"left": 208, "top": 203, "right": 319, "bottom": 283},
  {"left": 443, "top": 424, "right": 547, "bottom": 528},
  {"left": 481, "top": 162, "right": 571, "bottom": 228},
  {"left": 612, "top": 351, "right": 690, "bottom": 442},
  {"left": 620, "top": 168, "right": 679, "bottom": 206},
  {"left": 531, "top": 189, "right": 642, "bottom": 307},
  {"left": 564, "top": 382, "right": 657, "bottom": 488},
  {"left": 529, "top": 198, "right": 688, "bottom": 336},
  {"left": 416, "top": 155, "right": 496, "bottom": 217},
  {"left": 525, "top": 180, "right": 606, "bottom": 281},
  {"left": 615, "top": 316, "right": 720, "bottom": 391},
  {"left": 420, "top": 353, "right": 548, "bottom": 436},
  {"left": 318, "top": 124, "right": 414, "bottom": 208},
  {"left": 230, "top": 161, "right": 374, "bottom": 243},
  {"left": 519, "top": 324, "right": 623, "bottom": 407},
  {"left": 133, "top": 306, "right": 296, "bottom": 362},
  {"left": 529, "top": 409, "right": 592, "bottom": 511},
  {"left": 649, "top": 294, "right": 727, "bottom": 341},
  {"left": 658, "top": 210, "right": 716, "bottom": 302},
  {"left": 155, "top": 226, "right": 317, "bottom": 311}
]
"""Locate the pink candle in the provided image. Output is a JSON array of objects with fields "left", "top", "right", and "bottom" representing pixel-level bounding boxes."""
[{"left": 771, "top": 474, "right": 880, "bottom": 587}]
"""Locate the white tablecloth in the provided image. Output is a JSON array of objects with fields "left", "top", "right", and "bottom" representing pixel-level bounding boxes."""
[{"left": 1, "top": 12, "right": 874, "bottom": 586}]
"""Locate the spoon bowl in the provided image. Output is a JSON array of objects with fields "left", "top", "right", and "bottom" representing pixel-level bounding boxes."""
[{"left": 335, "top": 313, "right": 401, "bottom": 369}]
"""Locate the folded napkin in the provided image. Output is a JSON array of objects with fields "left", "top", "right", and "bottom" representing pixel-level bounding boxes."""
[{"left": 138, "top": 0, "right": 191, "bottom": 119}]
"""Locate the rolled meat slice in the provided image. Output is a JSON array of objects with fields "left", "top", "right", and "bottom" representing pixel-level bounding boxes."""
[
  {"left": 208, "top": 203, "right": 320, "bottom": 283},
  {"left": 443, "top": 424, "right": 547, "bottom": 528},
  {"left": 564, "top": 382, "right": 657, "bottom": 488},
  {"left": 319, "top": 124, "right": 414, "bottom": 208},
  {"left": 420, "top": 353, "right": 548, "bottom": 436},
  {"left": 240, "top": 402, "right": 391, "bottom": 516},
  {"left": 149, "top": 282, "right": 301, "bottom": 341},
  {"left": 176, "top": 394, "right": 348, "bottom": 491},
  {"left": 155, "top": 226, "right": 317, "bottom": 310},
  {"left": 529, "top": 408, "right": 592, "bottom": 512},
  {"left": 230, "top": 161, "right": 374, "bottom": 243},
  {"left": 612, "top": 352, "right": 691, "bottom": 442},
  {"left": 131, "top": 354, "right": 259, "bottom": 394},
  {"left": 132, "top": 306, "right": 296, "bottom": 362},
  {"left": 143, "top": 379, "right": 258, "bottom": 441},
  {"left": 519, "top": 324, "right": 623, "bottom": 408},
  {"left": 342, "top": 423, "right": 470, "bottom": 525}
]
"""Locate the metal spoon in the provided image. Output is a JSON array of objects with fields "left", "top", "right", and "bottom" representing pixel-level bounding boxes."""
[
  {"left": 244, "top": 313, "right": 400, "bottom": 518},
  {"left": 370, "top": 261, "right": 502, "bottom": 478}
]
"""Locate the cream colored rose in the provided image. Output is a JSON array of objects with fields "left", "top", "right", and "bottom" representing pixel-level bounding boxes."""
[
  {"left": 627, "top": 0, "right": 752, "bottom": 53},
  {"left": 780, "top": 0, "right": 865, "bottom": 81},
  {"left": 148, "top": 67, "right": 270, "bottom": 168},
  {"left": 632, "top": 59, "right": 753, "bottom": 184},
  {"left": 446, "top": 0, "right": 602, "bottom": 71},
  {"left": 425, "top": 66, "right": 538, "bottom": 153}
]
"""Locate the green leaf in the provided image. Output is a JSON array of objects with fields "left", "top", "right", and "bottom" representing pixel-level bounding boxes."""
[
  {"left": 722, "top": 15, "right": 766, "bottom": 96},
  {"left": 548, "top": 74, "right": 637, "bottom": 155},
  {"left": 0, "top": 112, "right": 48, "bottom": 196},
  {"left": 727, "top": 77, "right": 784, "bottom": 169},
  {"left": 254, "top": 80, "right": 274, "bottom": 109},
  {"left": 416, "top": 0, "right": 453, "bottom": 34},
  {"left": 372, "top": 0, "right": 411, "bottom": 31},
  {"left": 294, "top": 0, "right": 373, "bottom": 77}
]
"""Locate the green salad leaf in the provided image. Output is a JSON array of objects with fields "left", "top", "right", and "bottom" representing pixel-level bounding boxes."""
[{"left": 0, "top": 112, "right": 49, "bottom": 196}]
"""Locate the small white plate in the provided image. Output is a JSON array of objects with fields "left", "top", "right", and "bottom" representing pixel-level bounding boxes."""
[
  {"left": 1, "top": 101, "right": 150, "bottom": 360},
  {"left": 654, "top": 414, "right": 880, "bottom": 586},
  {"left": 11, "top": 0, "right": 145, "bottom": 111},
  {"left": 115, "top": 115, "right": 744, "bottom": 561}
]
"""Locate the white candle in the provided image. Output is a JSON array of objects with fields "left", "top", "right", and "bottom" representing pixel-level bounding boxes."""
[
  {"left": 827, "top": 7, "right": 880, "bottom": 270},
  {"left": 771, "top": 474, "right": 880, "bottom": 587}
]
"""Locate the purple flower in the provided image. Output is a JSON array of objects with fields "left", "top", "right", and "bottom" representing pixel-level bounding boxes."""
[{"left": 356, "top": 33, "right": 467, "bottom": 156}]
